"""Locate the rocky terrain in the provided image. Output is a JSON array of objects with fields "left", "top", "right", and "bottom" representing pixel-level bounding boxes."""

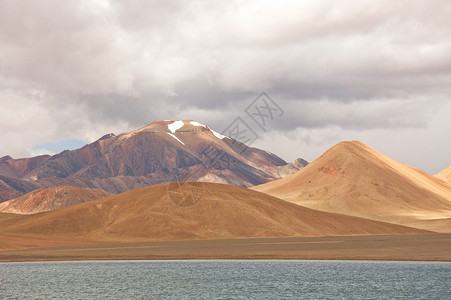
[
  {"left": 0, "top": 186, "right": 111, "bottom": 214},
  {"left": 0, "top": 120, "right": 306, "bottom": 202}
]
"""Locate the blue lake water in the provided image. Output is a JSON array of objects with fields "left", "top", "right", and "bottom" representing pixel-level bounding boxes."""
[{"left": 1, "top": 260, "right": 450, "bottom": 299}]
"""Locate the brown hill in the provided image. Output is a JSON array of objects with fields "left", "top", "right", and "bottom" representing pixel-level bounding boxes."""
[
  {"left": 0, "top": 186, "right": 111, "bottom": 215},
  {"left": 253, "top": 141, "right": 451, "bottom": 233},
  {"left": 0, "top": 120, "right": 300, "bottom": 202},
  {"left": 436, "top": 166, "right": 451, "bottom": 184},
  {"left": 0, "top": 182, "right": 426, "bottom": 247}
]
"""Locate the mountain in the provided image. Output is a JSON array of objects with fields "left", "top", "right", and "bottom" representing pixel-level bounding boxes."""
[
  {"left": 253, "top": 141, "right": 451, "bottom": 232},
  {"left": 0, "top": 186, "right": 111, "bottom": 215},
  {"left": 277, "top": 158, "right": 308, "bottom": 178},
  {"left": 0, "top": 155, "right": 50, "bottom": 202},
  {"left": 0, "top": 120, "right": 303, "bottom": 202},
  {"left": 0, "top": 182, "right": 426, "bottom": 247},
  {"left": 0, "top": 174, "right": 40, "bottom": 203},
  {"left": 436, "top": 166, "right": 451, "bottom": 184},
  {"left": 0, "top": 155, "right": 50, "bottom": 178}
]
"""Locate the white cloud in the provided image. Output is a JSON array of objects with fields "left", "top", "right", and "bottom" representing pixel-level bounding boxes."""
[{"left": 0, "top": 0, "right": 450, "bottom": 172}]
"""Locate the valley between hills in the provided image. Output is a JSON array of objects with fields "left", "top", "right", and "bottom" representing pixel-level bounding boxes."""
[{"left": 0, "top": 120, "right": 450, "bottom": 261}]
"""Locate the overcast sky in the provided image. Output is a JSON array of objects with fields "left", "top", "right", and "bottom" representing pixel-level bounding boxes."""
[{"left": 1, "top": 0, "right": 450, "bottom": 174}]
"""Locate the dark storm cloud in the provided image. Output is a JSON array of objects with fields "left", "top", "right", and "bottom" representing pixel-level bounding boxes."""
[{"left": 0, "top": 0, "right": 450, "bottom": 172}]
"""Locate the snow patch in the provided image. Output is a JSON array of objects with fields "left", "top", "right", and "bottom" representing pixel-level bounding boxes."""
[
  {"left": 168, "top": 120, "right": 185, "bottom": 133},
  {"left": 211, "top": 130, "right": 226, "bottom": 139},
  {"left": 189, "top": 121, "right": 207, "bottom": 128},
  {"left": 167, "top": 132, "right": 185, "bottom": 145}
]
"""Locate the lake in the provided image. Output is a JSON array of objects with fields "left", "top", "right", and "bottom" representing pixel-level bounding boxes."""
[{"left": 1, "top": 260, "right": 450, "bottom": 299}]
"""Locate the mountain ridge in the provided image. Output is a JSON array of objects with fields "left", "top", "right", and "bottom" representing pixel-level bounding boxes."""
[{"left": 0, "top": 120, "right": 305, "bottom": 202}]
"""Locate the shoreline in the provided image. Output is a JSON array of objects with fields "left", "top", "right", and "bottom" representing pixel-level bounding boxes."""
[
  {"left": 1, "top": 233, "right": 450, "bottom": 263},
  {"left": 2, "top": 257, "right": 451, "bottom": 263}
]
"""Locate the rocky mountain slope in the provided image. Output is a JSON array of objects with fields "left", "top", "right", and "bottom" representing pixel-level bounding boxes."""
[
  {"left": 0, "top": 120, "right": 305, "bottom": 202},
  {"left": 0, "top": 186, "right": 111, "bottom": 214}
]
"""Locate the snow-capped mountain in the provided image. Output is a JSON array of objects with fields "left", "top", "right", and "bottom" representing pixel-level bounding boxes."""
[{"left": 0, "top": 120, "right": 306, "bottom": 202}]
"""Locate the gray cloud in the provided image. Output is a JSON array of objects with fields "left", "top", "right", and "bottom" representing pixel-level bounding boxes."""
[{"left": 0, "top": 0, "right": 450, "bottom": 173}]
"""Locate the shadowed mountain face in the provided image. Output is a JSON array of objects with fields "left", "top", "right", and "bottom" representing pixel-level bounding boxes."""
[
  {"left": 0, "top": 186, "right": 111, "bottom": 215},
  {"left": 0, "top": 120, "right": 303, "bottom": 202},
  {"left": 253, "top": 141, "right": 451, "bottom": 233},
  {"left": 0, "top": 182, "right": 427, "bottom": 247}
]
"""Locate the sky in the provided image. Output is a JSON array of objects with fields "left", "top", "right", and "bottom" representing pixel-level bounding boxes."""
[{"left": 0, "top": 0, "right": 450, "bottom": 174}]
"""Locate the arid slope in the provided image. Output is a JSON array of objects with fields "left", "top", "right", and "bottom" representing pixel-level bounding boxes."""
[
  {"left": 0, "top": 186, "right": 111, "bottom": 214},
  {"left": 436, "top": 166, "right": 451, "bottom": 184},
  {"left": 0, "top": 182, "right": 426, "bottom": 248},
  {"left": 253, "top": 141, "right": 451, "bottom": 232}
]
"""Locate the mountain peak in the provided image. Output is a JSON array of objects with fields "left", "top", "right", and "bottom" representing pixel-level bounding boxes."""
[
  {"left": 129, "top": 120, "right": 228, "bottom": 140},
  {"left": 319, "top": 140, "right": 373, "bottom": 160},
  {"left": 330, "top": 140, "right": 371, "bottom": 151},
  {"left": 98, "top": 133, "right": 116, "bottom": 141},
  {"left": 253, "top": 140, "right": 451, "bottom": 232}
]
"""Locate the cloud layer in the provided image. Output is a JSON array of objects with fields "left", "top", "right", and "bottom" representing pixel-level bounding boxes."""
[{"left": 1, "top": 0, "right": 450, "bottom": 173}]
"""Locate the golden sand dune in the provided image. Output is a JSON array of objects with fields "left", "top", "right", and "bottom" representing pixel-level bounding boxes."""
[
  {"left": 0, "top": 186, "right": 111, "bottom": 214},
  {"left": 253, "top": 141, "right": 451, "bottom": 232},
  {"left": 0, "top": 182, "right": 426, "bottom": 249},
  {"left": 436, "top": 165, "right": 451, "bottom": 184}
]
